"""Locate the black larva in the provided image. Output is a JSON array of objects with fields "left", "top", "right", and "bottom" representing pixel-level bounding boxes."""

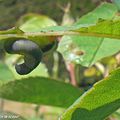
[{"left": 4, "top": 39, "right": 43, "bottom": 75}]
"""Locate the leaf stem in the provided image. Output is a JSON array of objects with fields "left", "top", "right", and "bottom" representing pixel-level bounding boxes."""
[{"left": 0, "top": 31, "right": 120, "bottom": 41}]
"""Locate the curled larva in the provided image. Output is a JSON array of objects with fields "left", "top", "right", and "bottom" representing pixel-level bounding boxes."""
[{"left": 4, "top": 39, "right": 43, "bottom": 75}]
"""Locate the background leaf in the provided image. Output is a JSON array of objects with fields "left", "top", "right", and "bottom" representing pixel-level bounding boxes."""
[
  {"left": 113, "top": 0, "right": 120, "bottom": 11},
  {"left": 18, "top": 13, "right": 57, "bottom": 32},
  {"left": 0, "top": 77, "right": 83, "bottom": 108},
  {"left": 0, "top": 61, "right": 14, "bottom": 83}
]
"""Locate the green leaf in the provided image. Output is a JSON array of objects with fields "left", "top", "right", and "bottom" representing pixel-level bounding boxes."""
[
  {"left": 58, "top": 2, "right": 120, "bottom": 66},
  {"left": 75, "top": 2, "right": 117, "bottom": 25},
  {"left": 0, "top": 77, "right": 82, "bottom": 108},
  {"left": 58, "top": 36, "right": 120, "bottom": 67},
  {"left": 18, "top": 13, "right": 57, "bottom": 32},
  {"left": 60, "top": 68, "right": 120, "bottom": 120},
  {"left": 0, "top": 61, "right": 14, "bottom": 82},
  {"left": 113, "top": 0, "right": 120, "bottom": 11}
]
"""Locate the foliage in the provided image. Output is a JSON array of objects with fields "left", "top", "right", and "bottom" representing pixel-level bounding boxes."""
[
  {"left": 0, "top": 1, "right": 120, "bottom": 120},
  {"left": 61, "top": 68, "right": 120, "bottom": 120}
]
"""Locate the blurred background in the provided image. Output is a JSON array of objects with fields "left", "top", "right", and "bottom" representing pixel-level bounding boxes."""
[{"left": 1, "top": 0, "right": 120, "bottom": 120}]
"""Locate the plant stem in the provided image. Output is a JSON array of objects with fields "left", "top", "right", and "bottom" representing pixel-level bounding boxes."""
[{"left": 67, "top": 63, "right": 77, "bottom": 86}]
